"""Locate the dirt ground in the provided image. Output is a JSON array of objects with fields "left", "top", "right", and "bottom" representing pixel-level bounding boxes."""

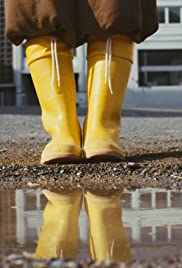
[{"left": 0, "top": 107, "right": 182, "bottom": 190}]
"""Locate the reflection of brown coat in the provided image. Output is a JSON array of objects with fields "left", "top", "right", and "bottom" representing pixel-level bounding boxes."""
[{"left": 5, "top": 0, "right": 158, "bottom": 47}]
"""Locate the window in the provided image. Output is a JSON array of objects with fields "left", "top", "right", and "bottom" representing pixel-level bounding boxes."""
[
  {"left": 0, "top": 0, "right": 13, "bottom": 84},
  {"left": 139, "top": 50, "right": 182, "bottom": 87},
  {"left": 158, "top": 7, "right": 165, "bottom": 23},
  {"left": 157, "top": 6, "right": 182, "bottom": 24},
  {"left": 169, "top": 7, "right": 180, "bottom": 23}
]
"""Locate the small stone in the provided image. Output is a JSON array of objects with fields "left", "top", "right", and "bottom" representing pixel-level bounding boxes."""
[
  {"left": 27, "top": 182, "right": 40, "bottom": 188},
  {"left": 171, "top": 174, "right": 182, "bottom": 180},
  {"left": 22, "top": 252, "right": 33, "bottom": 258},
  {"left": 5, "top": 254, "right": 21, "bottom": 261},
  {"left": 0, "top": 148, "right": 7, "bottom": 153},
  {"left": 124, "top": 162, "right": 138, "bottom": 169}
]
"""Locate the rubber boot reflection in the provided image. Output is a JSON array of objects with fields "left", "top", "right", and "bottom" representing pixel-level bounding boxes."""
[
  {"left": 35, "top": 189, "right": 83, "bottom": 259},
  {"left": 84, "top": 190, "right": 132, "bottom": 262}
]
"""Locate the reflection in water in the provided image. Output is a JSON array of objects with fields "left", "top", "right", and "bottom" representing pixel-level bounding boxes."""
[
  {"left": 35, "top": 189, "right": 131, "bottom": 262},
  {"left": 35, "top": 190, "right": 82, "bottom": 259},
  {"left": 84, "top": 190, "right": 131, "bottom": 262},
  {"left": 0, "top": 188, "right": 182, "bottom": 261}
]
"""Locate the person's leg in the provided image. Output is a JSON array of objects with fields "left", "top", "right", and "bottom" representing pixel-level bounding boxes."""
[
  {"left": 35, "top": 189, "right": 83, "bottom": 259},
  {"left": 84, "top": 189, "right": 132, "bottom": 262},
  {"left": 83, "top": 35, "right": 134, "bottom": 161},
  {"left": 26, "top": 36, "right": 81, "bottom": 164}
]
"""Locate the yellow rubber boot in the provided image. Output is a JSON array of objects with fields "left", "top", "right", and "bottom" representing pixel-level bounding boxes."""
[
  {"left": 84, "top": 190, "right": 132, "bottom": 262},
  {"left": 26, "top": 36, "right": 81, "bottom": 164},
  {"left": 84, "top": 35, "right": 134, "bottom": 160},
  {"left": 35, "top": 189, "right": 83, "bottom": 259}
]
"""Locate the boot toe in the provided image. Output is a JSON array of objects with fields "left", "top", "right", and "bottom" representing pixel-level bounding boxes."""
[
  {"left": 84, "top": 142, "right": 125, "bottom": 162},
  {"left": 41, "top": 142, "right": 81, "bottom": 164}
]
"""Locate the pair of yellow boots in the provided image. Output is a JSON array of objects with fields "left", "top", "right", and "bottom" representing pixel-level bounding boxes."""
[
  {"left": 35, "top": 189, "right": 131, "bottom": 262},
  {"left": 26, "top": 36, "right": 134, "bottom": 164}
]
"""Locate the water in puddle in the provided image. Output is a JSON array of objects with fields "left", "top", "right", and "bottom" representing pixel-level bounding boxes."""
[{"left": 0, "top": 188, "right": 182, "bottom": 261}]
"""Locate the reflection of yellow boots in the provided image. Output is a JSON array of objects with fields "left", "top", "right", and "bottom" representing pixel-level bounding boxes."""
[
  {"left": 26, "top": 36, "right": 81, "bottom": 164},
  {"left": 84, "top": 35, "right": 134, "bottom": 160},
  {"left": 84, "top": 190, "right": 132, "bottom": 262},
  {"left": 35, "top": 190, "right": 82, "bottom": 259}
]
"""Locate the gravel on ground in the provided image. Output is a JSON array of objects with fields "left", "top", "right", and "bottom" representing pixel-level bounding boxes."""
[
  {"left": 0, "top": 108, "right": 182, "bottom": 190},
  {"left": 2, "top": 253, "right": 182, "bottom": 268}
]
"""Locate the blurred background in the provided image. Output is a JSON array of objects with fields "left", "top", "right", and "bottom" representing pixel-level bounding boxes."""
[{"left": 0, "top": 0, "right": 182, "bottom": 109}]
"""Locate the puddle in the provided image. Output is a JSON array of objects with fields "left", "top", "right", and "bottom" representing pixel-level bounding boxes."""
[{"left": 0, "top": 188, "right": 182, "bottom": 261}]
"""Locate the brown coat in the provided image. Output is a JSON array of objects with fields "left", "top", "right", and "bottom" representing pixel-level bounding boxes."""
[{"left": 5, "top": 0, "right": 158, "bottom": 47}]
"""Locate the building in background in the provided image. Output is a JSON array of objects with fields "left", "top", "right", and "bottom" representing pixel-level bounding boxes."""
[
  {"left": 125, "top": 0, "right": 182, "bottom": 109},
  {"left": 0, "top": 0, "right": 182, "bottom": 108},
  {"left": 0, "top": 0, "right": 15, "bottom": 105}
]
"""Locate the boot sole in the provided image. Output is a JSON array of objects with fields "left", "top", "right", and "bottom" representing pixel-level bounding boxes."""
[
  {"left": 41, "top": 154, "right": 81, "bottom": 164},
  {"left": 85, "top": 151, "right": 125, "bottom": 162}
]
